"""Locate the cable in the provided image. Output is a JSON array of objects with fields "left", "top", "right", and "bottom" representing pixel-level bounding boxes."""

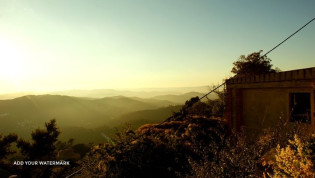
[
  {"left": 199, "top": 82, "right": 226, "bottom": 100},
  {"left": 65, "top": 168, "right": 83, "bottom": 178},
  {"left": 262, "top": 17, "right": 315, "bottom": 57},
  {"left": 166, "top": 17, "right": 315, "bottom": 122},
  {"left": 198, "top": 17, "right": 315, "bottom": 101},
  {"left": 65, "top": 159, "right": 97, "bottom": 178}
]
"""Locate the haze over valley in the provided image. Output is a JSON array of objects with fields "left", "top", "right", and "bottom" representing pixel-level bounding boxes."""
[{"left": 0, "top": 88, "right": 212, "bottom": 143}]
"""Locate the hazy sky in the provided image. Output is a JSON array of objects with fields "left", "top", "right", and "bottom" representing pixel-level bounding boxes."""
[{"left": 0, "top": 0, "right": 314, "bottom": 94}]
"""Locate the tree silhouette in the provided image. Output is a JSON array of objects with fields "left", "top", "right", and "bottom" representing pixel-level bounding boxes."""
[
  {"left": 231, "top": 50, "right": 278, "bottom": 77},
  {"left": 0, "top": 134, "right": 18, "bottom": 161},
  {"left": 17, "top": 119, "right": 60, "bottom": 160},
  {"left": 16, "top": 119, "right": 60, "bottom": 177},
  {"left": 0, "top": 133, "right": 18, "bottom": 176}
]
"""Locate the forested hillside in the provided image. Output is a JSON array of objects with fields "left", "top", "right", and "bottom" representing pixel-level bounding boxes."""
[{"left": 0, "top": 93, "right": 196, "bottom": 141}]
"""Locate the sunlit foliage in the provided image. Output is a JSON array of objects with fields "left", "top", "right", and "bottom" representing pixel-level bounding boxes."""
[{"left": 273, "top": 134, "right": 314, "bottom": 177}]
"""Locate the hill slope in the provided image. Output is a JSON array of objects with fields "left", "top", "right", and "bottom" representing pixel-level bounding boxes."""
[
  {"left": 152, "top": 92, "right": 215, "bottom": 103},
  {"left": 0, "top": 95, "right": 175, "bottom": 138},
  {"left": 112, "top": 105, "right": 182, "bottom": 128}
]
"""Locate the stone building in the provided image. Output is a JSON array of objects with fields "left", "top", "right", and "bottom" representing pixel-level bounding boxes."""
[{"left": 225, "top": 67, "right": 315, "bottom": 133}]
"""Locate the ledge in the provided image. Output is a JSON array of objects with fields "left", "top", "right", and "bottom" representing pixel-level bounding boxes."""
[{"left": 226, "top": 67, "right": 315, "bottom": 85}]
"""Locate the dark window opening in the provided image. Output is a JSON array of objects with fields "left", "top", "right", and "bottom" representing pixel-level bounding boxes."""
[{"left": 290, "top": 93, "right": 311, "bottom": 123}]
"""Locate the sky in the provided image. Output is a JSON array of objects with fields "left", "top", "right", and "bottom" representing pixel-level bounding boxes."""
[{"left": 0, "top": 0, "right": 314, "bottom": 94}]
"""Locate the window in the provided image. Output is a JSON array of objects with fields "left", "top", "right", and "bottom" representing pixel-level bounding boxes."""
[{"left": 290, "top": 93, "right": 311, "bottom": 123}]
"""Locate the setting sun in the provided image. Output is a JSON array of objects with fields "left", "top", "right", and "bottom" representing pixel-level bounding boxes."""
[{"left": 0, "top": 36, "right": 27, "bottom": 83}]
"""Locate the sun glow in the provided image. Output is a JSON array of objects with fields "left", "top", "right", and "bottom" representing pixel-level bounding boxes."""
[{"left": 0, "top": 36, "right": 28, "bottom": 83}]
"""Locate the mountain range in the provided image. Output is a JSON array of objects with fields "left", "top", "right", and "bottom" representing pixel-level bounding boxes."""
[
  {"left": 0, "top": 92, "right": 205, "bottom": 143},
  {"left": 0, "top": 86, "right": 211, "bottom": 100}
]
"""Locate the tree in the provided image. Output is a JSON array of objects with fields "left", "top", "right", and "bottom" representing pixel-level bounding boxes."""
[
  {"left": 0, "top": 134, "right": 18, "bottom": 176},
  {"left": 0, "top": 134, "right": 18, "bottom": 161},
  {"left": 231, "top": 50, "right": 278, "bottom": 76},
  {"left": 17, "top": 119, "right": 60, "bottom": 160},
  {"left": 16, "top": 119, "right": 60, "bottom": 177}
]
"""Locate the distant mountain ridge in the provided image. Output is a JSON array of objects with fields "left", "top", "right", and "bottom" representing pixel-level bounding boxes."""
[
  {"left": 0, "top": 86, "right": 210, "bottom": 100},
  {"left": 0, "top": 92, "right": 205, "bottom": 142},
  {"left": 0, "top": 94, "right": 169, "bottom": 130}
]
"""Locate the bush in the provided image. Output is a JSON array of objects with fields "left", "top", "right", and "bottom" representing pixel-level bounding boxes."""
[
  {"left": 189, "top": 129, "right": 266, "bottom": 178},
  {"left": 272, "top": 134, "right": 314, "bottom": 177},
  {"left": 75, "top": 115, "right": 228, "bottom": 178},
  {"left": 82, "top": 131, "right": 190, "bottom": 178},
  {"left": 188, "top": 119, "right": 313, "bottom": 178}
]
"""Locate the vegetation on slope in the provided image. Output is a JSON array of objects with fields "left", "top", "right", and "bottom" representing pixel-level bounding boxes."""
[
  {"left": 75, "top": 101, "right": 228, "bottom": 177},
  {"left": 71, "top": 102, "right": 314, "bottom": 178},
  {"left": 151, "top": 92, "right": 211, "bottom": 104}
]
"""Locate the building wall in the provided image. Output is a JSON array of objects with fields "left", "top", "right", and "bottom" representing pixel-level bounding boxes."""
[
  {"left": 225, "top": 67, "right": 315, "bottom": 133},
  {"left": 242, "top": 88, "right": 288, "bottom": 131},
  {"left": 242, "top": 88, "right": 314, "bottom": 131}
]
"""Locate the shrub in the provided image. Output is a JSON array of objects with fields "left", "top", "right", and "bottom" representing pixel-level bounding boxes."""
[
  {"left": 75, "top": 115, "right": 228, "bottom": 178},
  {"left": 83, "top": 131, "right": 191, "bottom": 178},
  {"left": 188, "top": 119, "right": 312, "bottom": 178},
  {"left": 272, "top": 134, "right": 314, "bottom": 177},
  {"left": 188, "top": 129, "right": 265, "bottom": 178}
]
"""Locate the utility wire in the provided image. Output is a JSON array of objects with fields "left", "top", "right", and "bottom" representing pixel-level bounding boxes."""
[
  {"left": 65, "top": 160, "right": 97, "bottom": 178},
  {"left": 199, "top": 82, "right": 226, "bottom": 100},
  {"left": 262, "top": 17, "right": 315, "bottom": 58},
  {"left": 166, "top": 17, "right": 315, "bottom": 121},
  {"left": 65, "top": 168, "right": 83, "bottom": 178},
  {"left": 197, "top": 17, "right": 315, "bottom": 102}
]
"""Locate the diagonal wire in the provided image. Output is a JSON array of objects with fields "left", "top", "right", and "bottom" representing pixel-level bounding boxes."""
[
  {"left": 165, "top": 17, "right": 315, "bottom": 121},
  {"left": 197, "top": 17, "right": 315, "bottom": 102},
  {"left": 262, "top": 17, "right": 315, "bottom": 58}
]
